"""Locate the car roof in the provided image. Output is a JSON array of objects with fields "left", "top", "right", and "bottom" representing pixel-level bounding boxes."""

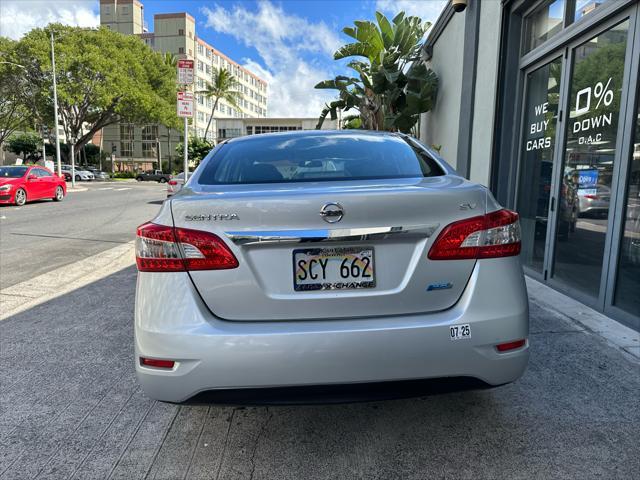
[{"left": 224, "top": 129, "right": 405, "bottom": 145}]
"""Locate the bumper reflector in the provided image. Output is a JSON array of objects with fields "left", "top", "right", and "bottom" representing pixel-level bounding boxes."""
[
  {"left": 140, "top": 357, "right": 175, "bottom": 369},
  {"left": 496, "top": 339, "right": 526, "bottom": 352}
]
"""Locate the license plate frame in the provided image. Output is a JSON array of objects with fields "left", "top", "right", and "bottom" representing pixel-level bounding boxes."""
[{"left": 292, "top": 246, "right": 376, "bottom": 291}]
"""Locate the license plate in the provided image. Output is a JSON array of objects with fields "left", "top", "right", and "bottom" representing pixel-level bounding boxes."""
[{"left": 293, "top": 247, "right": 375, "bottom": 291}]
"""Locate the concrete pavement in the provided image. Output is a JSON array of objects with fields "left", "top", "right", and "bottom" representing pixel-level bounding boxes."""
[
  {"left": 0, "top": 263, "right": 639, "bottom": 479},
  {"left": 0, "top": 181, "right": 165, "bottom": 289},
  {"left": 1, "top": 180, "right": 639, "bottom": 479}
]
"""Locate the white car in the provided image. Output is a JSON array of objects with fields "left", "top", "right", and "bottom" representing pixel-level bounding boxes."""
[
  {"left": 167, "top": 172, "right": 194, "bottom": 197},
  {"left": 61, "top": 165, "right": 94, "bottom": 181},
  {"left": 135, "top": 131, "right": 529, "bottom": 403}
]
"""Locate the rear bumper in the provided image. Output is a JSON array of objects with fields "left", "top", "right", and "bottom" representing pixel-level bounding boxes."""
[{"left": 135, "top": 257, "right": 529, "bottom": 403}]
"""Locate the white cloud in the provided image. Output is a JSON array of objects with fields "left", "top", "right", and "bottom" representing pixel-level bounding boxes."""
[
  {"left": 202, "top": 1, "right": 342, "bottom": 118},
  {"left": 0, "top": 0, "right": 99, "bottom": 40},
  {"left": 375, "top": 0, "right": 447, "bottom": 25}
]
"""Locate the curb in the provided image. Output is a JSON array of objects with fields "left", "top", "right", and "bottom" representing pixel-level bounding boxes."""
[
  {"left": 526, "top": 276, "right": 640, "bottom": 361},
  {"left": 0, "top": 242, "right": 135, "bottom": 321}
]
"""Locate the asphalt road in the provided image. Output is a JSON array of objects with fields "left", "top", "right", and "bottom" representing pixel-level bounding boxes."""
[
  {"left": 0, "top": 181, "right": 166, "bottom": 289},
  {"left": 0, "top": 181, "right": 639, "bottom": 479}
]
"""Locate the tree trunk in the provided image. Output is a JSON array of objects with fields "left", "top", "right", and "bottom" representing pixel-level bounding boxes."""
[{"left": 203, "top": 97, "right": 219, "bottom": 141}]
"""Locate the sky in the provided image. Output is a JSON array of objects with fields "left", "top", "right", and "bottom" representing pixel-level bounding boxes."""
[{"left": 0, "top": 0, "right": 447, "bottom": 117}]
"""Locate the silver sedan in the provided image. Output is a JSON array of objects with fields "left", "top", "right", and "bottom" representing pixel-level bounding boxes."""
[{"left": 135, "top": 131, "right": 529, "bottom": 403}]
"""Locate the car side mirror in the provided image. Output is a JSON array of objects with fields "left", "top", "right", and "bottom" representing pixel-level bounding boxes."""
[{"left": 27, "top": 174, "right": 37, "bottom": 180}]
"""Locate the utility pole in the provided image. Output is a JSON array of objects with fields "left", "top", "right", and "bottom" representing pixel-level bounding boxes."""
[{"left": 50, "top": 31, "right": 62, "bottom": 178}]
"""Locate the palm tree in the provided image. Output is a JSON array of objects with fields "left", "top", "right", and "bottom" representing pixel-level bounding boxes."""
[{"left": 199, "top": 68, "right": 244, "bottom": 140}]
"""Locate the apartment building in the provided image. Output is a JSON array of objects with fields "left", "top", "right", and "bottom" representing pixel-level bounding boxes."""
[
  {"left": 99, "top": 0, "right": 268, "bottom": 171},
  {"left": 215, "top": 118, "right": 339, "bottom": 144}
]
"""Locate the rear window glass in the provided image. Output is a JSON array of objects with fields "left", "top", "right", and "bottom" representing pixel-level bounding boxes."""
[{"left": 198, "top": 133, "right": 443, "bottom": 185}]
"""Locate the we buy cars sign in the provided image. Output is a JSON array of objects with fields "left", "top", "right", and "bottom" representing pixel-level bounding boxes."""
[
  {"left": 177, "top": 91, "right": 194, "bottom": 118},
  {"left": 177, "top": 59, "right": 194, "bottom": 85}
]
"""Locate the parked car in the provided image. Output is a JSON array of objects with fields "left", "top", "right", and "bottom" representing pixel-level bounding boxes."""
[
  {"left": 61, "top": 165, "right": 94, "bottom": 181},
  {"left": 135, "top": 131, "right": 529, "bottom": 403},
  {"left": 89, "top": 169, "right": 110, "bottom": 181},
  {"left": 0, "top": 165, "right": 66, "bottom": 206},
  {"left": 166, "top": 172, "right": 192, "bottom": 197},
  {"left": 136, "top": 170, "right": 171, "bottom": 183},
  {"left": 577, "top": 184, "right": 611, "bottom": 217}
]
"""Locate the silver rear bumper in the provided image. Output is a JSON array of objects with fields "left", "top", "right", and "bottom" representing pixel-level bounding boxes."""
[{"left": 135, "top": 257, "right": 529, "bottom": 403}]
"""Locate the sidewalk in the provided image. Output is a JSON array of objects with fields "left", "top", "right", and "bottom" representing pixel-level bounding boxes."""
[
  {"left": 0, "top": 263, "right": 638, "bottom": 478},
  {"left": 526, "top": 277, "right": 640, "bottom": 360}
]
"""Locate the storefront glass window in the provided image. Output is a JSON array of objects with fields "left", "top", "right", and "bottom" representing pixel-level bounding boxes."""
[
  {"left": 614, "top": 90, "right": 640, "bottom": 317},
  {"left": 524, "top": 0, "right": 565, "bottom": 53},
  {"left": 517, "top": 58, "right": 563, "bottom": 272},
  {"left": 553, "top": 21, "right": 629, "bottom": 298}
]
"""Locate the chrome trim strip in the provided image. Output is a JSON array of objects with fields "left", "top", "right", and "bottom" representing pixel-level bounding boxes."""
[{"left": 225, "top": 225, "right": 439, "bottom": 246}]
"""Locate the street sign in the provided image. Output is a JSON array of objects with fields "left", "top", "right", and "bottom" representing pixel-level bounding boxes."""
[
  {"left": 177, "top": 91, "right": 194, "bottom": 118},
  {"left": 177, "top": 59, "right": 194, "bottom": 85}
]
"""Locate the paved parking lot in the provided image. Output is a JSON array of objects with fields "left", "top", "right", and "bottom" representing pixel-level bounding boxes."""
[{"left": 1, "top": 263, "right": 639, "bottom": 479}]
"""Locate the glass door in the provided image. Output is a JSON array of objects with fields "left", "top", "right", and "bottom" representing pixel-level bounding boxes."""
[
  {"left": 517, "top": 57, "right": 564, "bottom": 274},
  {"left": 551, "top": 20, "right": 630, "bottom": 299}
]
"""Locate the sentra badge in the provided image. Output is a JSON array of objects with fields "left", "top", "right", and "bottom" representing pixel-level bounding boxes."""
[{"left": 185, "top": 214, "right": 239, "bottom": 221}]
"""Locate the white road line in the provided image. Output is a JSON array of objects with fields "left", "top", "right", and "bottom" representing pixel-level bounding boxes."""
[
  {"left": 0, "top": 242, "right": 134, "bottom": 321},
  {"left": 114, "top": 187, "right": 132, "bottom": 191},
  {"left": 98, "top": 187, "right": 114, "bottom": 190}
]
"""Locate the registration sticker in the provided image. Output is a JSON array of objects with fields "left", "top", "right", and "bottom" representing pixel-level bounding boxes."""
[{"left": 450, "top": 324, "right": 471, "bottom": 340}]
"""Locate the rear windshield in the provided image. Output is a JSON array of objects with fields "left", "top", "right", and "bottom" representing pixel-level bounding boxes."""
[
  {"left": 0, "top": 166, "right": 28, "bottom": 178},
  {"left": 198, "top": 133, "right": 444, "bottom": 185}
]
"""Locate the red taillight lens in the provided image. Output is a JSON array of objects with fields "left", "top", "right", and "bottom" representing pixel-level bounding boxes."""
[
  {"left": 140, "top": 357, "right": 175, "bottom": 369},
  {"left": 496, "top": 339, "right": 526, "bottom": 352},
  {"left": 428, "top": 209, "right": 521, "bottom": 260},
  {"left": 584, "top": 194, "right": 598, "bottom": 200},
  {"left": 136, "top": 222, "right": 238, "bottom": 272},
  {"left": 168, "top": 180, "right": 177, "bottom": 185}
]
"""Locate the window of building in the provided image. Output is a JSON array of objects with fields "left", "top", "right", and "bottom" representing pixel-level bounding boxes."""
[
  {"left": 178, "top": 29, "right": 184, "bottom": 36},
  {"left": 198, "top": 61, "right": 204, "bottom": 71},
  {"left": 141, "top": 125, "right": 157, "bottom": 141},
  {"left": 178, "top": 47, "right": 184, "bottom": 54},
  {"left": 573, "top": 0, "right": 612, "bottom": 22},
  {"left": 142, "top": 142, "right": 156, "bottom": 158},
  {"left": 141, "top": 125, "right": 157, "bottom": 159},
  {"left": 198, "top": 44, "right": 203, "bottom": 55},
  {"left": 218, "top": 128, "right": 242, "bottom": 139}
]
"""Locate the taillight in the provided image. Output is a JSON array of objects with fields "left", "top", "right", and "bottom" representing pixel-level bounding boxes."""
[
  {"left": 140, "top": 357, "right": 175, "bottom": 369},
  {"left": 136, "top": 222, "right": 238, "bottom": 272},
  {"left": 584, "top": 194, "right": 598, "bottom": 200},
  {"left": 168, "top": 180, "right": 177, "bottom": 186},
  {"left": 428, "top": 209, "right": 521, "bottom": 260}
]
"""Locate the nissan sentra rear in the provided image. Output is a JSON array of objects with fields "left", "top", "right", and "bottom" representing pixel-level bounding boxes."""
[{"left": 134, "top": 131, "right": 529, "bottom": 403}]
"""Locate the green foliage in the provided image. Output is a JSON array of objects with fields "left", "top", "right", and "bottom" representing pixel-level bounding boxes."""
[
  {"left": 112, "top": 171, "right": 136, "bottom": 178},
  {"left": 316, "top": 11, "right": 438, "bottom": 134},
  {"left": 6, "top": 24, "right": 178, "bottom": 153},
  {"left": 7, "top": 132, "right": 42, "bottom": 159},
  {"left": 175, "top": 137, "right": 213, "bottom": 167},
  {"left": 0, "top": 37, "right": 32, "bottom": 147},
  {"left": 198, "top": 68, "right": 244, "bottom": 140}
]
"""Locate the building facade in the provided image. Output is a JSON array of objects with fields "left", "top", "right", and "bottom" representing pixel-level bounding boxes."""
[
  {"left": 99, "top": 0, "right": 268, "bottom": 171},
  {"left": 215, "top": 118, "right": 339, "bottom": 143},
  {"left": 422, "top": 0, "right": 640, "bottom": 330}
]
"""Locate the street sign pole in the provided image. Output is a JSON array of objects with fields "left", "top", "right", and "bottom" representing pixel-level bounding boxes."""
[
  {"left": 183, "top": 117, "right": 189, "bottom": 182},
  {"left": 176, "top": 59, "right": 194, "bottom": 183}
]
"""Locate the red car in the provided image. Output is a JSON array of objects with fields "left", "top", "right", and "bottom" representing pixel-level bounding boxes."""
[{"left": 0, "top": 165, "right": 66, "bottom": 206}]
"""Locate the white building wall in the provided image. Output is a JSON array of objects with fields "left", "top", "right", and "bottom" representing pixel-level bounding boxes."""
[
  {"left": 420, "top": 12, "right": 465, "bottom": 171},
  {"left": 469, "top": 0, "right": 502, "bottom": 187}
]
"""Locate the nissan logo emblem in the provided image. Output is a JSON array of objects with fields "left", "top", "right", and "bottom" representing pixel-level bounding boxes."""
[{"left": 319, "top": 202, "right": 344, "bottom": 223}]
